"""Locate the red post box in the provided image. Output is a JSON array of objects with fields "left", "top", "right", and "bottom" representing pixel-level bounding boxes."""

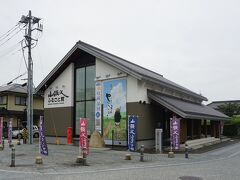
[{"left": 67, "top": 127, "right": 73, "bottom": 145}]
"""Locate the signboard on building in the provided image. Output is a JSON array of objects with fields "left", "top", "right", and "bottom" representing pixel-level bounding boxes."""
[
  {"left": 170, "top": 115, "right": 181, "bottom": 150},
  {"left": 95, "top": 82, "right": 102, "bottom": 133},
  {"left": 47, "top": 89, "right": 69, "bottom": 105},
  {"left": 128, "top": 115, "right": 138, "bottom": 151},
  {"left": 0, "top": 117, "right": 3, "bottom": 145},
  {"left": 44, "top": 63, "right": 74, "bottom": 108},
  {"left": 103, "top": 79, "right": 127, "bottom": 146},
  {"left": 8, "top": 119, "right": 12, "bottom": 145},
  {"left": 80, "top": 118, "right": 89, "bottom": 156}
]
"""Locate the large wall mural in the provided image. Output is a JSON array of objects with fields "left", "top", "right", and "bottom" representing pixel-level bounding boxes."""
[{"left": 103, "top": 79, "right": 127, "bottom": 145}]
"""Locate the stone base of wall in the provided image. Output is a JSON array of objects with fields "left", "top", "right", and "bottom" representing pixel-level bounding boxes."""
[{"left": 46, "top": 136, "right": 67, "bottom": 145}]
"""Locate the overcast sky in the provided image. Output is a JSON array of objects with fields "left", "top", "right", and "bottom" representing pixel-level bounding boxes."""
[{"left": 0, "top": 0, "right": 239, "bottom": 103}]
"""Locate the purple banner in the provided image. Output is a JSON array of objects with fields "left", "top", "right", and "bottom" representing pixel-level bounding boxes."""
[
  {"left": 39, "top": 116, "right": 48, "bottom": 156},
  {"left": 170, "top": 116, "right": 181, "bottom": 150},
  {"left": 128, "top": 115, "right": 138, "bottom": 152},
  {"left": 0, "top": 117, "right": 3, "bottom": 145},
  {"left": 8, "top": 119, "right": 12, "bottom": 145}
]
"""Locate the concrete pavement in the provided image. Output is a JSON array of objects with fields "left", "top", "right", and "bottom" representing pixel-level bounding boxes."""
[{"left": 0, "top": 139, "right": 240, "bottom": 179}]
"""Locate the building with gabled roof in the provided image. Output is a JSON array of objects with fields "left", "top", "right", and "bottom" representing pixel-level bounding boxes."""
[
  {"left": 208, "top": 100, "right": 240, "bottom": 110},
  {"left": 0, "top": 83, "right": 43, "bottom": 133},
  {"left": 36, "top": 41, "right": 229, "bottom": 148}
]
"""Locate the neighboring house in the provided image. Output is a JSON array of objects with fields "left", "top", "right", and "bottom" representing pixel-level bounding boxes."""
[
  {"left": 208, "top": 100, "right": 240, "bottom": 110},
  {"left": 0, "top": 84, "right": 44, "bottom": 130},
  {"left": 36, "top": 40, "right": 229, "bottom": 148}
]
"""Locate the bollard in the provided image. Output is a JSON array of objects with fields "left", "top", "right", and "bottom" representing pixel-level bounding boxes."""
[
  {"left": 112, "top": 130, "right": 114, "bottom": 150},
  {"left": 185, "top": 143, "right": 189, "bottom": 159},
  {"left": 83, "top": 146, "right": 87, "bottom": 166},
  {"left": 22, "top": 128, "right": 28, "bottom": 144},
  {"left": 17, "top": 135, "right": 21, "bottom": 145},
  {"left": 140, "top": 145, "right": 144, "bottom": 162},
  {"left": 35, "top": 156, "right": 43, "bottom": 164},
  {"left": 10, "top": 146, "right": 15, "bottom": 167},
  {"left": 2, "top": 137, "right": 4, "bottom": 150}
]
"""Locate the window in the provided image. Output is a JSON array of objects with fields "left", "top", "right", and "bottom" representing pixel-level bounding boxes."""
[
  {"left": 0, "top": 96, "right": 6, "bottom": 104},
  {"left": 75, "top": 65, "right": 96, "bottom": 135},
  {"left": 15, "top": 96, "right": 26, "bottom": 105}
]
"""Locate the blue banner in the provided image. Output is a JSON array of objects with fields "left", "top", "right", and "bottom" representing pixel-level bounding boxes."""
[
  {"left": 128, "top": 115, "right": 138, "bottom": 152},
  {"left": 39, "top": 116, "right": 48, "bottom": 156}
]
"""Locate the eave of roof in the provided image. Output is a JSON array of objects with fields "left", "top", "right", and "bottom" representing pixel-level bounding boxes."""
[
  {"left": 36, "top": 41, "right": 207, "bottom": 101},
  {"left": 148, "top": 90, "right": 230, "bottom": 121}
]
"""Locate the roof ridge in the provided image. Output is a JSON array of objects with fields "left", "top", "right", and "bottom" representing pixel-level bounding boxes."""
[
  {"left": 77, "top": 40, "right": 163, "bottom": 77},
  {"left": 209, "top": 100, "right": 240, "bottom": 104}
]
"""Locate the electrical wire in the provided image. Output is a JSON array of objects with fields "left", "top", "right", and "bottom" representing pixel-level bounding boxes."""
[
  {"left": 0, "top": 72, "right": 27, "bottom": 90},
  {"left": 9, "top": 72, "right": 27, "bottom": 83},
  {"left": 0, "top": 25, "right": 26, "bottom": 48},
  {"left": 0, "top": 40, "right": 22, "bottom": 59},
  {"left": 0, "top": 23, "right": 19, "bottom": 41},
  {"left": 21, "top": 40, "right": 28, "bottom": 69}
]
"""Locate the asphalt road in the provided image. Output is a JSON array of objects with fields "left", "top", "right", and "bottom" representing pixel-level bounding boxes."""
[{"left": 1, "top": 141, "right": 240, "bottom": 180}]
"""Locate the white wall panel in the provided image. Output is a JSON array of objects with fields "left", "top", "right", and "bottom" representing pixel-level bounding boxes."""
[{"left": 44, "top": 63, "right": 74, "bottom": 108}]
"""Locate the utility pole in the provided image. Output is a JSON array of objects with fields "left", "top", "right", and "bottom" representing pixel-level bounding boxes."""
[{"left": 19, "top": 10, "right": 42, "bottom": 144}]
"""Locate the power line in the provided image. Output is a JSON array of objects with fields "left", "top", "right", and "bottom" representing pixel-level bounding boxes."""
[
  {"left": 20, "top": 40, "right": 28, "bottom": 69},
  {"left": 0, "top": 23, "right": 19, "bottom": 41},
  {"left": 0, "top": 40, "right": 23, "bottom": 59},
  {"left": 0, "top": 72, "right": 28, "bottom": 89},
  {"left": 6, "top": 72, "right": 27, "bottom": 85},
  {"left": 0, "top": 27, "right": 25, "bottom": 48}
]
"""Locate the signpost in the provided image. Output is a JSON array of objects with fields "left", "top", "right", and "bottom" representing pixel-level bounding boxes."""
[
  {"left": 80, "top": 118, "right": 89, "bottom": 156},
  {"left": 128, "top": 115, "right": 138, "bottom": 152}
]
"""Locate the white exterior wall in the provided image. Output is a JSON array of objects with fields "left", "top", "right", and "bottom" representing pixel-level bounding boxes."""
[
  {"left": 96, "top": 59, "right": 148, "bottom": 103},
  {"left": 44, "top": 63, "right": 74, "bottom": 108},
  {"left": 96, "top": 59, "right": 127, "bottom": 80}
]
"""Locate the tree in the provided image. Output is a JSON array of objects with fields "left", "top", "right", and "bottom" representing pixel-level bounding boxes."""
[{"left": 218, "top": 103, "right": 240, "bottom": 117}]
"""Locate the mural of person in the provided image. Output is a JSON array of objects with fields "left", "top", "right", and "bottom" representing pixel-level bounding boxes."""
[{"left": 114, "top": 108, "right": 121, "bottom": 127}]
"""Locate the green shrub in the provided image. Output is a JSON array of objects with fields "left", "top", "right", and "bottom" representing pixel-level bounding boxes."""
[{"left": 223, "top": 124, "right": 239, "bottom": 136}]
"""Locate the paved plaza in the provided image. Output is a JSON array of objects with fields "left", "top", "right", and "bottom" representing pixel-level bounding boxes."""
[{"left": 0, "top": 139, "right": 240, "bottom": 179}]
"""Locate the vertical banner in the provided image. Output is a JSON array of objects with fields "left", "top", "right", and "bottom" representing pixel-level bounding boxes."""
[
  {"left": 95, "top": 82, "right": 102, "bottom": 133},
  {"left": 103, "top": 79, "right": 127, "bottom": 145},
  {"left": 220, "top": 121, "right": 224, "bottom": 135},
  {"left": 8, "top": 119, "right": 12, "bottom": 145},
  {"left": 128, "top": 115, "right": 138, "bottom": 152},
  {"left": 0, "top": 117, "right": 3, "bottom": 145},
  {"left": 39, "top": 116, "right": 48, "bottom": 156},
  {"left": 170, "top": 115, "right": 181, "bottom": 150},
  {"left": 80, "top": 118, "right": 89, "bottom": 156}
]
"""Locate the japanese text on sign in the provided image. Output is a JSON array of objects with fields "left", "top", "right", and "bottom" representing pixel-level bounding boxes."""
[
  {"left": 39, "top": 116, "right": 48, "bottom": 156},
  {"left": 80, "top": 118, "right": 89, "bottom": 156},
  {"left": 48, "top": 89, "right": 69, "bottom": 105},
  {"left": 128, "top": 115, "right": 138, "bottom": 152},
  {"left": 95, "top": 82, "right": 102, "bottom": 132},
  {"left": 170, "top": 116, "right": 181, "bottom": 150}
]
